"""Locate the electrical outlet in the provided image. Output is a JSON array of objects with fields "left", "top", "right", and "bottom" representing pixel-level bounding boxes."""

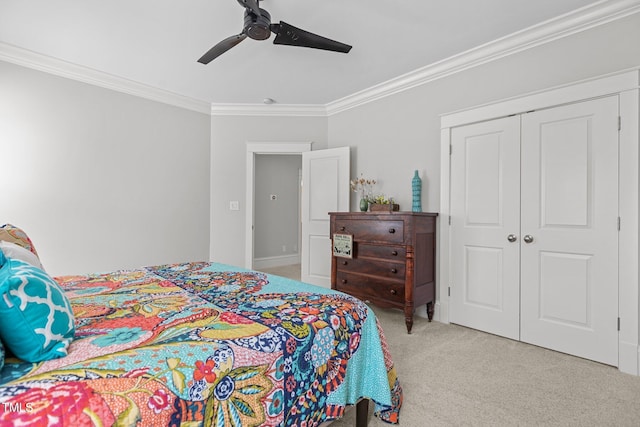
[{"left": 229, "top": 201, "right": 239, "bottom": 211}]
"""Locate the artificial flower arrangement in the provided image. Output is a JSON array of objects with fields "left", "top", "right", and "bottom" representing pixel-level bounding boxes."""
[
  {"left": 368, "top": 194, "right": 400, "bottom": 211},
  {"left": 350, "top": 174, "right": 400, "bottom": 211},
  {"left": 369, "top": 194, "right": 394, "bottom": 205}
]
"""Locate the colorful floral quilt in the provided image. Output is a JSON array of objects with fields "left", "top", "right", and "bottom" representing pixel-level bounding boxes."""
[{"left": 0, "top": 262, "right": 402, "bottom": 426}]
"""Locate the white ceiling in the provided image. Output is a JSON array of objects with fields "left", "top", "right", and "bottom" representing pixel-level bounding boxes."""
[{"left": 0, "top": 0, "right": 601, "bottom": 105}]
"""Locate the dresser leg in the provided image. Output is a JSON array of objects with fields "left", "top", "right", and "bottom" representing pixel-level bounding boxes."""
[
  {"left": 427, "top": 301, "right": 434, "bottom": 322},
  {"left": 404, "top": 315, "right": 413, "bottom": 334}
]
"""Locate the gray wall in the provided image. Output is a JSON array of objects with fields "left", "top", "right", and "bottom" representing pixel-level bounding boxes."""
[
  {"left": 3, "top": 12, "right": 638, "bottom": 275},
  {"left": 254, "top": 154, "right": 301, "bottom": 259},
  {"left": 328, "top": 12, "right": 640, "bottom": 213},
  {"left": 209, "top": 115, "right": 328, "bottom": 267},
  {"left": 0, "top": 61, "right": 211, "bottom": 275},
  {"left": 209, "top": 13, "right": 640, "bottom": 266}
]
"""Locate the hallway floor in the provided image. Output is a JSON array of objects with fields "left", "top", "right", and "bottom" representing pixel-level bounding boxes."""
[{"left": 259, "top": 264, "right": 301, "bottom": 281}]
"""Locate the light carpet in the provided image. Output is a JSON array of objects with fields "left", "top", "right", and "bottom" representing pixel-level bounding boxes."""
[{"left": 331, "top": 306, "right": 640, "bottom": 427}]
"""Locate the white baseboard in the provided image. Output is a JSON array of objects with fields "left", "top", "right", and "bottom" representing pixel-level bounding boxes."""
[
  {"left": 414, "top": 301, "right": 443, "bottom": 323},
  {"left": 619, "top": 340, "right": 639, "bottom": 375},
  {"left": 253, "top": 254, "right": 301, "bottom": 270}
]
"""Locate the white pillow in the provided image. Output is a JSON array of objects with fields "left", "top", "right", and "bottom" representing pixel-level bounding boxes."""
[{"left": 0, "top": 240, "right": 45, "bottom": 270}]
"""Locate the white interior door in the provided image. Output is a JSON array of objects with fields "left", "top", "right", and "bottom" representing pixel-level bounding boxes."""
[
  {"left": 520, "top": 96, "right": 619, "bottom": 365},
  {"left": 449, "top": 116, "right": 521, "bottom": 340},
  {"left": 301, "top": 147, "right": 350, "bottom": 287}
]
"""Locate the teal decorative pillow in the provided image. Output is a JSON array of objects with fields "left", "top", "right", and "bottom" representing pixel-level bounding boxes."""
[{"left": 0, "top": 250, "right": 75, "bottom": 362}]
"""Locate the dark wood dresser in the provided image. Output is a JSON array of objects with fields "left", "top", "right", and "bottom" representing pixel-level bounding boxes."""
[{"left": 329, "top": 211, "right": 438, "bottom": 333}]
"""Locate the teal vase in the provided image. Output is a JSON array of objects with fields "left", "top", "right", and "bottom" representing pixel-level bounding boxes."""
[{"left": 412, "top": 170, "right": 422, "bottom": 212}]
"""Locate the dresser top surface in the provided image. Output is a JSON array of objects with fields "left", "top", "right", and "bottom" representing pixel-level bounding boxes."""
[{"left": 329, "top": 211, "right": 438, "bottom": 217}]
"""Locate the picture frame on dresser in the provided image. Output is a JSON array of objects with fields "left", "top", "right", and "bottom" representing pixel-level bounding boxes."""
[
  {"left": 329, "top": 211, "right": 438, "bottom": 333},
  {"left": 332, "top": 233, "right": 353, "bottom": 258}
]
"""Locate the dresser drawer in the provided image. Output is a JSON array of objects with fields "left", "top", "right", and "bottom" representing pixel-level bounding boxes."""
[
  {"left": 334, "top": 219, "right": 404, "bottom": 243},
  {"left": 336, "top": 258, "right": 405, "bottom": 279},
  {"left": 357, "top": 243, "right": 406, "bottom": 260},
  {"left": 335, "top": 271, "right": 405, "bottom": 304}
]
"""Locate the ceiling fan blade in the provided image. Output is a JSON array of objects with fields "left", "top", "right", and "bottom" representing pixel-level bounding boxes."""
[
  {"left": 237, "top": 0, "right": 261, "bottom": 16},
  {"left": 197, "top": 33, "right": 247, "bottom": 64},
  {"left": 271, "top": 21, "right": 352, "bottom": 53}
]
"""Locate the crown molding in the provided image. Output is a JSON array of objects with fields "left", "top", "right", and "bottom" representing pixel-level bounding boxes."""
[
  {"left": 0, "top": 42, "right": 211, "bottom": 114},
  {"left": 2, "top": 0, "right": 638, "bottom": 118},
  {"left": 326, "top": 0, "right": 640, "bottom": 116},
  {"left": 210, "top": 103, "right": 327, "bottom": 117}
]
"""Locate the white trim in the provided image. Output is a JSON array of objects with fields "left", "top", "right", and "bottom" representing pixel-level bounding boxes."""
[
  {"left": 245, "top": 142, "right": 313, "bottom": 269},
  {"left": 440, "top": 68, "right": 640, "bottom": 375},
  {"left": 441, "top": 68, "right": 640, "bottom": 128},
  {"left": 211, "top": 104, "right": 327, "bottom": 117},
  {"left": 436, "top": 127, "right": 452, "bottom": 324},
  {"left": 618, "top": 87, "right": 640, "bottom": 375},
  {"left": 253, "top": 254, "right": 301, "bottom": 270},
  {"left": 246, "top": 142, "right": 313, "bottom": 154},
  {"left": 0, "top": 42, "right": 210, "bottom": 114},
  {"left": 326, "top": 0, "right": 640, "bottom": 116}
]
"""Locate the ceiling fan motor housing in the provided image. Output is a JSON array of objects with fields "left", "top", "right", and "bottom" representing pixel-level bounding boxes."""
[{"left": 244, "top": 9, "right": 272, "bottom": 40}]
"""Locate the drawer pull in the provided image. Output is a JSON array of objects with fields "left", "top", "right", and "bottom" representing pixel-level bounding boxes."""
[
  {"left": 391, "top": 250, "right": 398, "bottom": 256},
  {"left": 341, "top": 279, "right": 347, "bottom": 284},
  {"left": 388, "top": 228, "right": 396, "bottom": 234},
  {"left": 391, "top": 268, "right": 398, "bottom": 274},
  {"left": 390, "top": 289, "right": 397, "bottom": 295},
  {"left": 341, "top": 261, "right": 348, "bottom": 266},
  {"left": 340, "top": 226, "right": 346, "bottom": 232}
]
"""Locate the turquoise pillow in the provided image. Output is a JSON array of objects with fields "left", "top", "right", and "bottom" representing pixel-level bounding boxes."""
[{"left": 0, "top": 250, "right": 75, "bottom": 362}]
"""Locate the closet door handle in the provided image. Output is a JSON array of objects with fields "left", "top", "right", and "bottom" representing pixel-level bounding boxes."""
[
  {"left": 523, "top": 235, "right": 534, "bottom": 244},
  {"left": 507, "top": 234, "right": 517, "bottom": 243}
]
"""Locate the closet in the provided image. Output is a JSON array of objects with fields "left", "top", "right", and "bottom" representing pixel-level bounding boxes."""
[{"left": 440, "top": 70, "right": 640, "bottom": 373}]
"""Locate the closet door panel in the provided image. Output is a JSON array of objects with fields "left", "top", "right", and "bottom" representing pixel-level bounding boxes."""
[
  {"left": 450, "top": 116, "right": 521, "bottom": 340},
  {"left": 520, "top": 96, "right": 619, "bottom": 366}
]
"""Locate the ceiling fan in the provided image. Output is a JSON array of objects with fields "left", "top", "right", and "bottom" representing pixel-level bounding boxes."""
[{"left": 197, "top": 0, "right": 352, "bottom": 64}]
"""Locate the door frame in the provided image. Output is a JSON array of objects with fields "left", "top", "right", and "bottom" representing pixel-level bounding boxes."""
[
  {"left": 245, "top": 142, "right": 312, "bottom": 269},
  {"left": 439, "top": 68, "right": 640, "bottom": 375}
]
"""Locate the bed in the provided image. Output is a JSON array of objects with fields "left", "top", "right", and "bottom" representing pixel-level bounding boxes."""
[{"left": 0, "top": 227, "right": 402, "bottom": 427}]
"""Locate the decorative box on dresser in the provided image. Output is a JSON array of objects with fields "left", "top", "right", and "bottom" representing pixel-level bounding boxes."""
[{"left": 329, "top": 211, "right": 438, "bottom": 333}]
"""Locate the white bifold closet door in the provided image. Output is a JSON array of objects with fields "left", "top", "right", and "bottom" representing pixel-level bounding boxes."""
[{"left": 450, "top": 96, "right": 619, "bottom": 366}]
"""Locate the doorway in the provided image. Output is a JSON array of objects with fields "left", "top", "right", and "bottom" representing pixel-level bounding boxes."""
[
  {"left": 246, "top": 143, "right": 350, "bottom": 287},
  {"left": 252, "top": 153, "right": 302, "bottom": 276},
  {"left": 245, "top": 142, "right": 311, "bottom": 276}
]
